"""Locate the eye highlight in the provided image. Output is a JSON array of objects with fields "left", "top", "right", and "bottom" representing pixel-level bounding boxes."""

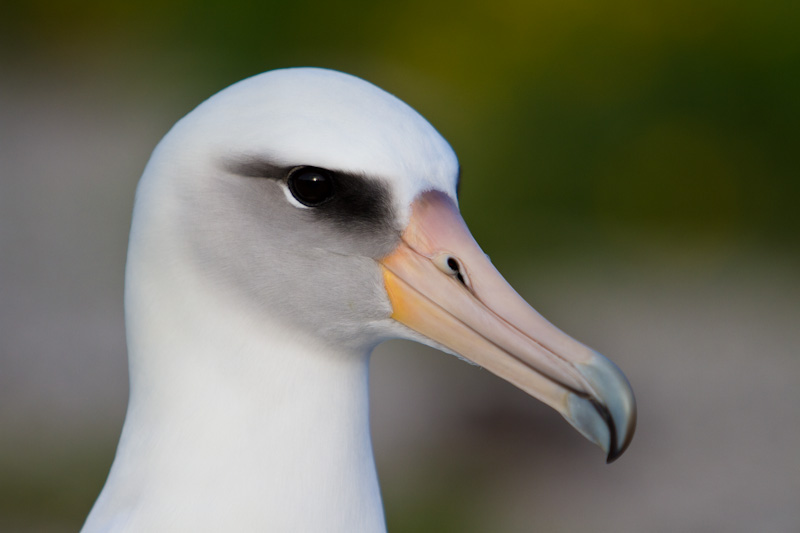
[{"left": 288, "top": 167, "right": 335, "bottom": 207}]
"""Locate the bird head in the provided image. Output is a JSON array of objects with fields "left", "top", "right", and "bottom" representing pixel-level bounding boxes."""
[{"left": 128, "top": 67, "right": 635, "bottom": 461}]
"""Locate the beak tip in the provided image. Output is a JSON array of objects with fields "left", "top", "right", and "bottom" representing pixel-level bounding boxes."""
[
  {"left": 599, "top": 391, "right": 637, "bottom": 464},
  {"left": 606, "top": 449, "right": 622, "bottom": 464},
  {"left": 608, "top": 400, "right": 637, "bottom": 463},
  {"left": 605, "top": 416, "right": 635, "bottom": 463},
  {"left": 568, "top": 354, "right": 637, "bottom": 463}
]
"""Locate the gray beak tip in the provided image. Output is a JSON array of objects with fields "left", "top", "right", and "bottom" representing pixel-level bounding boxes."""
[{"left": 568, "top": 354, "right": 637, "bottom": 463}]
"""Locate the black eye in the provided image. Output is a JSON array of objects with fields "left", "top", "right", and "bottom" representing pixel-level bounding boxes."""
[{"left": 288, "top": 167, "right": 335, "bottom": 207}]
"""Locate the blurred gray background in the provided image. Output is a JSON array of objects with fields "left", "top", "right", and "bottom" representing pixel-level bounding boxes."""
[{"left": 1, "top": 1, "right": 799, "bottom": 531}]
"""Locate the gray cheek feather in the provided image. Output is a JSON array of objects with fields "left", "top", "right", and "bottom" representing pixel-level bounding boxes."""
[{"left": 180, "top": 172, "right": 401, "bottom": 349}]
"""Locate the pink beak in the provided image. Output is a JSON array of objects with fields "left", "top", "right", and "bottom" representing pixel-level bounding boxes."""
[{"left": 380, "top": 191, "right": 636, "bottom": 462}]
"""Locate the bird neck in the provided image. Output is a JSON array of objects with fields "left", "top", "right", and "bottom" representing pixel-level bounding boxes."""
[{"left": 83, "top": 257, "right": 386, "bottom": 532}]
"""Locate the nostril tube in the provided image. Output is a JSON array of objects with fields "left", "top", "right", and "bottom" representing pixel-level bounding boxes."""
[
  {"left": 433, "top": 254, "right": 469, "bottom": 288},
  {"left": 447, "top": 257, "right": 459, "bottom": 272}
]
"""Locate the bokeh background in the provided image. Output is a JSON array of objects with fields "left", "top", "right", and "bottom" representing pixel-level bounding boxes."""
[{"left": 2, "top": 1, "right": 799, "bottom": 531}]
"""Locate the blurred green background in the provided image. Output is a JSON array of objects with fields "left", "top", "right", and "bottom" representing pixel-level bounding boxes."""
[{"left": 1, "top": 1, "right": 798, "bottom": 531}]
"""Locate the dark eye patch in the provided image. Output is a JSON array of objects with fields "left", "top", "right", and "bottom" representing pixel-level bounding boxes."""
[
  {"left": 223, "top": 156, "right": 398, "bottom": 235},
  {"left": 224, "top": 158, "right": 286, "bottom": 179}
]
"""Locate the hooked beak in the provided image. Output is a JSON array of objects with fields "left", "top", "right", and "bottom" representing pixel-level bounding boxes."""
[{"left": 379, "top": 191, "right": 636, "bottom": 462}]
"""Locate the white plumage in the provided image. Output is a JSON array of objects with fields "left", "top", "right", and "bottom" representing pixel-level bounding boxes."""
[{"left": 82, "top": 68, "right": 635, "bottom": 532}]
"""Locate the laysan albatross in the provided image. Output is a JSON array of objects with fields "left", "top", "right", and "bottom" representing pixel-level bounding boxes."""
[{"left": 82, "top": 67, "right": 636, "bottom": 532}]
